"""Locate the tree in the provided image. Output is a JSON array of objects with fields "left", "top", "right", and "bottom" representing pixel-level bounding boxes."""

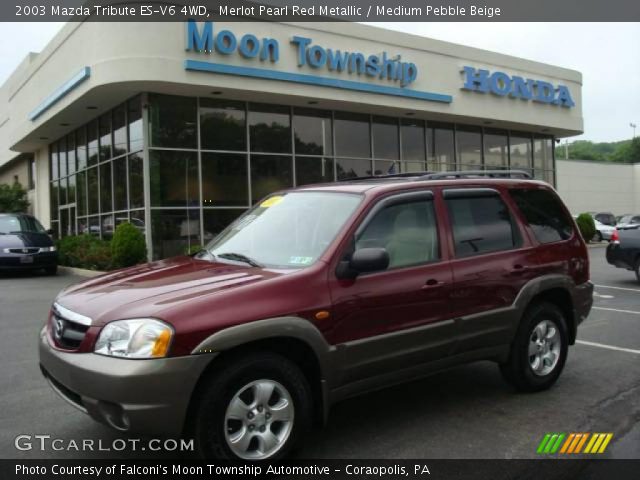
[
  {"left": 0, "top": 182, "right": 30, "bottom": 213},
  {"left": 576, "top": 213, "right": 596, "bottom": 243}
]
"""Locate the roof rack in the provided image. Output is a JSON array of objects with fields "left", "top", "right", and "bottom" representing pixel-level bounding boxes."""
[
  {"left": 417, "top": 170, "right": 532, "bottom": 180},
  {"left": 337, "top": 171, "right": 433, "bottom": 182}
]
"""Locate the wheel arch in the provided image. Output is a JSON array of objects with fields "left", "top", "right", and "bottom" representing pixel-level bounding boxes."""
[{"left": 186, "top": 317, "right": 335, "bottom": 430}]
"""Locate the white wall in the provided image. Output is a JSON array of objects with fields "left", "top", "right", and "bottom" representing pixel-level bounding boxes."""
[{"left": 556, "top": 159, "right": 638, "bottom": 215}]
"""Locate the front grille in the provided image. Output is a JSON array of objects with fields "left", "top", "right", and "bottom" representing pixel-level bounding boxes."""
[
  {"left": 51, "top": 312, "right": 89, "bottom": 350},
  {"left": 8, "top": 247, "right": 39, "bottom": 254}
]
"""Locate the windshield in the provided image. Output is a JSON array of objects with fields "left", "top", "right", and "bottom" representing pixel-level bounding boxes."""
[
  {"left": 204, "top": 191, "right": 362, "bottom": 269},
  {"left": 0, "top": 215, "right": 46, "bottom": 234}
]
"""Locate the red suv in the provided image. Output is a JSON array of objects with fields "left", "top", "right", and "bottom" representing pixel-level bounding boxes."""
[{"left": 39, "top": 171, "right": 593, "bottom": 460}]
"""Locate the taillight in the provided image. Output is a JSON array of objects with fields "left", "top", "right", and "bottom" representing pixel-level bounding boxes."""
[{"left": 611, "top": 229, "right": 619, "bottom": 244}]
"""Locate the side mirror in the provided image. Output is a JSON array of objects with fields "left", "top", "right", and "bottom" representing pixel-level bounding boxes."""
[
  {"left": 46, "top": 229, "right": 54, "bottom": 235},
  {"left": 337, "top": 247, "right": 390, "bottom": 279}
]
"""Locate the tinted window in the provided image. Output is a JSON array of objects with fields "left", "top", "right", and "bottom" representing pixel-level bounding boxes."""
[
  {"left": 446, "top": 192, "right": 519, "bottom": 257},
  {"left": 356, "top": 197, "right": 439, "bottom": 268},
  {"left": 202, "top": 153, "right": 249, "bottom": 207},
  {"left": 249, "top": 104, "right": 291, "bottom": 153},
  {"left": 334, "top": 112, "right": 370, "bottom": 158},
  {"left": 509, "top": 189, "right": 573, "bottom": 243},
  {"left": 149, "top": 94, "right": 197, "bottom": 149},
  {"left": 372, "top": 116, "right": 399, "bottom": 160},
  {"left": 200, "top": 99, "right": 246, "bottom": 151},
  {"left": 293, "top": 108, "right": 332, "bottom": 155},
  {"left": 401, "top": 119, "right": 426, "bottom": 161}
]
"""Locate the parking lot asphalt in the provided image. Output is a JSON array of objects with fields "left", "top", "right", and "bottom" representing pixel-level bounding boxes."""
[{"left": 0, "top": 245, "right": 638, "bottom": 459}]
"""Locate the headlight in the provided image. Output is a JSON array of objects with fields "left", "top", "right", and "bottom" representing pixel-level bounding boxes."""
[
  {"left": 94, "top": 319, "right": 173, "bottom": 359},
  {"left": 39, "top": 246, "right": 56, "bottom": 252}
]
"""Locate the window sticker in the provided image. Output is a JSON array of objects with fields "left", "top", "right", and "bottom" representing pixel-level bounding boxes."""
[
  {"left": 288, "top": 256, "right": 313, "bottom": 265},
  {"left": 260, "top": 196, "right": 284, "bottom": 208}
]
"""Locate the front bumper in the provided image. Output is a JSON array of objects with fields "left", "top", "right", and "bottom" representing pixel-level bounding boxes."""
[
  {"left": 38, "top": 328, "right": 215, "bottom": 436},
  {"left": 0, "top": 252, "right": 57, "bottom": 270}
]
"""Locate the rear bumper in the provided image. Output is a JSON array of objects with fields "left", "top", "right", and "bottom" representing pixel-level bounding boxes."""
[
  {"left": 571, "top": 281, "right": 594, "bottom": 341},
  {"left": 606, "top": 243, "right": 632, "bottom": 269},
  {"left": 38, "top": 327, "right": 215, "bottom": 436},
  {"left": 0, "top": 252, "right": 57, "bottom": 270}
]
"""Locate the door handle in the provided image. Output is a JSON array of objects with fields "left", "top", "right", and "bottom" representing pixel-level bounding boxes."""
[
  {"left": 422, "top": 278, "right": 445, "bottom": 289},
  {"left": 509, "top": 264, "right": 529, "bottom": 274}
]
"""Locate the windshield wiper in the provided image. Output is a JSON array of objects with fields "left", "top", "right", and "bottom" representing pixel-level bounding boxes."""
[{"left": 217, "top": 252, "right": 263, "bottom": 268}]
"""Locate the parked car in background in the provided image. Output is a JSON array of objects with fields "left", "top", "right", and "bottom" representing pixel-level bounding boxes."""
[
  {"left": 593, "top": 219, "right": 615, "bottom": 242},
  {"left": 39, "top": 172, "right": 593, "bottom": 460},
  {"left": 616, "top": 214, "right": 640, "bottom": 229},
  {"left": 591, "top": 212, "right": 616, "bottom": 226},
  {"left": 0, "top": 213, "right": 57, "bottom": 275},
  {"left": 606, "top": 224, "right": 640, "bottom": 282}
]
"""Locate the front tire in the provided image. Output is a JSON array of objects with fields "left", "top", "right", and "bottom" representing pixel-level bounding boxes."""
[
  {"left": 500, "top": 302, "right": 568, "bottom": 392},
  {"left": 190, "top": 352, "right": 312, "bottom": 460}
]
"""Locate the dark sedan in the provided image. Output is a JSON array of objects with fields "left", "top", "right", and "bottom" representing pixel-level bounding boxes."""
[
  {"left": 0, "top": 213, "right": 57, "bottom": 275},
  {"left": 606, "top": 225, "right": 640, "bottom": 282}
]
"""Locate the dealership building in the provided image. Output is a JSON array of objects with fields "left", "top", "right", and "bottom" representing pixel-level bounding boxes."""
[{"left": 0, "top": 21, "right": 583, "bottom": 260}]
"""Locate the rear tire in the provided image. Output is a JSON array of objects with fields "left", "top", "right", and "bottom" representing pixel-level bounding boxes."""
[
  {"left": 500, "top": 302, "right": 568, "bottom": 392},
  {"left": 595, "top": 232, "right": 603, "bottom": 242},
  {"left": 189, "top": 352, "right": 313, "bottom": 460}
]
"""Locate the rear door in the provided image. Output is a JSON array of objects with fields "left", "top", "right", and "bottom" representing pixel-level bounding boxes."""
[{"left": 444, "top": 188, "right": 540, "bottom": 352}]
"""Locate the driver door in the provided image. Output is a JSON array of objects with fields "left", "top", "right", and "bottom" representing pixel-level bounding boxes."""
[{"left": 327, "top": 190, "right": 454, "bottom": 385}]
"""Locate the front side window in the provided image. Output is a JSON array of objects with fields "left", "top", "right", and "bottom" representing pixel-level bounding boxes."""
[
  {"left": 205, "top": 192, "right": 362, "bottom": 269},
  {"left": 356, "top": 197, "right": 439, "bottom": 268},
  {"left": 446, "top": 191, "right": 519, "bottom": 257},
  {"left": 509, "top": 189, "right": 573, "bottom": 244}
]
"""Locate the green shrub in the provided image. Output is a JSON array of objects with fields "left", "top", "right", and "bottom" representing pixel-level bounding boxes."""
[
  {"left": 0, "top": 182, "right": 29, "bottom": 212},
  {"left": 185, "top": 244, "right": 204, "bottom": 256},
  {"left": 56, "top": 234, "right": 112, "bottom": 271},
  {"left": 111, "top": 222, "right": 147, "bottom": 268},
  {"left": 576, "top": 213, "right": 596, "bottom": 242}
]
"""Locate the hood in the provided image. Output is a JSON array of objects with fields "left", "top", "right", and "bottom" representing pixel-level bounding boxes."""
[
  {"left": 55, "top": 256, "right": 292, "bottom": 325},
  {"left": 0, "top": 232, "right": 53, "bottom": 249}
]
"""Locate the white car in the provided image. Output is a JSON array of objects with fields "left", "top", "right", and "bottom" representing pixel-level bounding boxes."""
[{"left": 594, "top": 219, "right": 615, "bottom": 242}]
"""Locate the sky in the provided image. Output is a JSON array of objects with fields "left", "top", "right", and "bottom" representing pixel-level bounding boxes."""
[{"left": 0, "top": 22, "right": 638, "bottom": 143}]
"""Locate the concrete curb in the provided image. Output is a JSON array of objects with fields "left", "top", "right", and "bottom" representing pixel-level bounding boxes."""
[
  {"left": 587, "top": 242, "right": 608, "bottom": 248},
  {"left": 58, "top": 265, "right": 107, "bottom": 278}
]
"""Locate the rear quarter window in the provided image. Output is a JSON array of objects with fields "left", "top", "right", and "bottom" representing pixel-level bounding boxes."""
[{"left": 509, "top": 188, "right": 574, "bottom": 243}]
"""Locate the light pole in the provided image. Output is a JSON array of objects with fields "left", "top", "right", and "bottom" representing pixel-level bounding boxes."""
[{"left": 632, "top": 123, "right": 637, "bottom": 139}]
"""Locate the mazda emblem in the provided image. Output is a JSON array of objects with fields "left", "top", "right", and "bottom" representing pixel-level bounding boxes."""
[
  {"left": 22, "top": 248, "right": 29, "bottom": 254},
  {"left": 54, "top": 318, "right": 65, "bottom": 340}
]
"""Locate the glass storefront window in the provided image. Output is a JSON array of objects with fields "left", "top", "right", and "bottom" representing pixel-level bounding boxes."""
[
  {"left": 128, "top": 97, "right": 143, "bottom": 152},
  {"left": 201, "top": 153, "right": 249, "bottom": 207},
  {"left": 58, "top": 139, "right": 67, "bottom": 179},
  {"left": 293, "top": 108, "right": 332, "bottom": 156},
  {"left": 250, "top": 155, "right": 293, "bottom": 203},
  {"left": 67, "top": 174, "right": 76, "bottom": 205},
  {"left": 484, "top": 129, "right": 508, "bottom": 168},
  {"left": 335, "top": 112, "right": 370, "bottom": 158},
  {"left": 401, "top": 119, "right": 426, "bottom": 161},
  {"left": 295, "top": 156, "right": 335, "bottom": 186},
  {"left": 429, "top": 123, "right": 455, "bottom": 171},
  {"left": 202, "top": 209, "right": 243, "bottom": 245},
  {"left": 102, "top": 214, "right": 114, "bottom": 240},
  {"left": 50, "top": 181, "right": 59, "bottom": 220},
  {"left": 149, "top": 150, "right": 199, "bottom": 207},
  {"left": 336, "top": 158, "right": 373, "bottom": 180},
  {"left": 128, "top": 153, "right": 144, "bottom": 209},
  {"left": 149, "top": 94, "right": 197, "bottom": 149},
  {"left": 66, "top": 134, "right": 76, "bottom": 175},
  {"left": 59, "top": 177, "right": 68, "bottom": 207},
  {"left": 113, "top": 156, "right": 128, "bottom": 211},
  {"left": 50, "top": 145, "right": 58, "bottom": 181},
  {"left": 87, "top": 167, "right": 99, "bottom": 215},
  {"left": 509, "top": 133, "right": 532, "bottom": 171},
  {"left": 151, "top": 209, "right": 201, "bottom": 260},
  {"left": 88, "top": 216, "right": 100, "bottom": 237},
  {"left": 373, "top": 160, "right": 399, "bottom": 176},
  {"left": 76, "top": 171, "right": 87, "bottom": 217},
  {"left": 87, "top": 120, "right": 99, "bottom": 166},
  {"left": 456, "top": 126, "right": 482, "bottom": 170},
  {"left": 99, "top": 113, "right": 112, "bottom": 161},
  {"left": 200, "top": 99, "right": 246, "bottom": 151},
  {"left": 76, "top": 127, "right": 87, "bottom": 171},
  {"left": 249, "top": 103, "right": 291, "bottom": 153},
  {"left": 130, "top": 210, "right": 146, "bottom": 238},
  {"left": 113, "top": 104, "right": 127, "bottom": 157},
  {"left": 99, "top": 162, "right": 113, "bottom": 213},
  {"left": 534, "top": 136, "right": 554, "bottom": 171},
  {"left": 372, "top": 116, "right": 399, "bottom": 160}
]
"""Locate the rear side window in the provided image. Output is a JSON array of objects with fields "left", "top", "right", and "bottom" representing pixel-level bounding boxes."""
[
  {"left": 509, "top": 189, "right": 574, "bottom": 243},
  {"left": 445, "top": 190, "right": 520, "bottom": 257}
]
